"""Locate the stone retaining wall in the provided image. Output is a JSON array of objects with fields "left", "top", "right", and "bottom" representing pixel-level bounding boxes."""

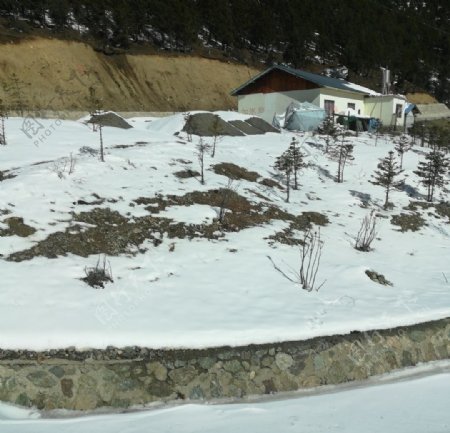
[{"left": 1, "top": 318, "right": 449, "bottom": 410}]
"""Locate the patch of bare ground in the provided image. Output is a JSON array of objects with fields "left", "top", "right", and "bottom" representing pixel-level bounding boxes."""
[
  {"left": 212, "top": 162, "right": 260, "bottom": 182},
  {"left": 404, "top": 201, "right": 450, "bottom": 223},
  {"left": 267, "top": 212, "right": 329, "bottom": 246},
  {"left": 8, "top": 188, "right": 329, "bottom": 261},
  {"left": 391, "top": 212, "right": 427, "bottom": 232}
]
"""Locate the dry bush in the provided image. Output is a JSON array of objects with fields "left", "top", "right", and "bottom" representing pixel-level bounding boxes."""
[{"left": 355, "top": 210, "right": 378, "bottom": 252}]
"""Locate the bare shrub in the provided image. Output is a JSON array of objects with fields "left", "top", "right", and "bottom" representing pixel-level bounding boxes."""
[
  {"left": 51, "top": 153, "right": 77, "bottom": 179},
  {"left": 82, "top": 255, "right": 113, "bottom": 289},
  {"left": 216, "top": 179, "right": 237, "bottom": 224},
  {"left": 268, "top": 228, "right": 325, "bottom": 292},
  {"left": 355, "top": 209, "right": 378, "bottom": 252}
]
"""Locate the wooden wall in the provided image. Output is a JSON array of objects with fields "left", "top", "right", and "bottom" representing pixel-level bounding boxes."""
[{"left": 235, "top": 69, "right": 319, "bottom": 95}]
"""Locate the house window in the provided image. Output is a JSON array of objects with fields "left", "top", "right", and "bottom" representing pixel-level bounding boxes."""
[
  {"left": 395, "top": 104, "right": 403, "bottom": 118},
  {"left": 347, "top": 103, "right": 356, "bottom": 110},
  {"left": 324, "top": 100, "right": 335, "bottom": 116}
]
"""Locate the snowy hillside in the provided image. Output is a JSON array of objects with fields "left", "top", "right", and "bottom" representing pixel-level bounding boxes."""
[{"left": 0, "top": 112, "right": 449, "bottom": 351}]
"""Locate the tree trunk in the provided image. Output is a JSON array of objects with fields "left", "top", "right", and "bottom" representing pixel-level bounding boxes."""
[{"left": 99, "top": 126, "right": 104, "bottom": 162}]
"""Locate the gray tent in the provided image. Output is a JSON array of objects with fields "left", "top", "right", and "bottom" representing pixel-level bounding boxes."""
[{"left": 273, "top": 101, "right": 326, "bottom": 132}]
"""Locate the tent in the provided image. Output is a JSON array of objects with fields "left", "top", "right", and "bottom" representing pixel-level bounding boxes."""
[{"left": 273, "top": 101, "right": 326, "bottom": 132}]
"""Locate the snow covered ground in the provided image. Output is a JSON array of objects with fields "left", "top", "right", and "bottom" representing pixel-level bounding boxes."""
[
  {"left": 1, "top": 361, "right": 450, "bottom": 432},
  {"left": 0, "top": 112, "right": 449, "bottom": 350}
]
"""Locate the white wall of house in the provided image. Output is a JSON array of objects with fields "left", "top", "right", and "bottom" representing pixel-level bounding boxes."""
[
  {"left": 364, "top": 96, "right": 406, "bottom": 129},
  {"left": 237, "top": 88, "right": 368, "bottom": 123},
  {"left": 237, "top": 89, "right": 321, "bottom": 122},
  {"left": 318, "top": 88, "right": 366, "bottom": 116}
]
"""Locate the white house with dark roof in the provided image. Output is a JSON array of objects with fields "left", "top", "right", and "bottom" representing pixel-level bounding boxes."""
[{"left": 231, "top": 65, "right": 407, "bottom": 129}]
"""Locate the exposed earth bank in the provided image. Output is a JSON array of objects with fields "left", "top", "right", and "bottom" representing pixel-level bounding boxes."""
[{"left": 0, "top": 37, "right": 260, "bottom": 112}]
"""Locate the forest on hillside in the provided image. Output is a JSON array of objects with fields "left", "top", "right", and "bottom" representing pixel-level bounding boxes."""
[{"left": 0, "top": 0, "right": 449, "bottom": 103}]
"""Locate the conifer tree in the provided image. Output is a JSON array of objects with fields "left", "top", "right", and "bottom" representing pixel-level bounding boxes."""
[
  {"left": 318, "top": 116, "right": 339, "bottom": 153},
  {"left": 87, "top": 86, "right": 105, "bottom": 162},
  {"left": 414, "top": 150, "right": 450, "bottom": 202},
  {"left": 394, "top": 134, "right": 412, "bottom": 170},
  {"left": 274, "top": 150, "right": 293, "bottom": 203},
  {"left": 371, "top": 151, "right": 403, "bottom": 210},
  {"left": 286, "top": 137, "right": 306, "bottom": 190},
  {"left": 329, "top": 134, "right": 354, "bottom": 183},
  {"left": 196, "top": 138, "right": 211, "bottom": 185}
]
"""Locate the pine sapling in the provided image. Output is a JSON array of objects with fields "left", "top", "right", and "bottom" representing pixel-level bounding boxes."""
[
  {"left": 394, "top": 134, "right": 412, "bottom": 169},
  {"left": 318, "top": 116, "right": 339, "bottom": 153},
  {"left": 274, "top": 149, "right": 293, "bottom": 202},
  {"left": 371, "top": 151, "right": 402, "bottom": 210},
  {"left": 287, "top": 137, "right": 306, "bottom": 189},
  {"left": 329, "top": 133, "right": 354, "bottom": 183},
  {"left": 414, "top": 150, "right": 450, "bottom": 202},
  {"left": 88, "top": 86, "right": 105, "bottom": 162},
  {"left": 196, "top": 138, "right": 211, "bottom": 185}
]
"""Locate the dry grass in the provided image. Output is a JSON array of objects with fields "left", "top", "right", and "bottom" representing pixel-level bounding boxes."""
[{"left": 405, "top": 93, "right": 438, "bottom": 104}]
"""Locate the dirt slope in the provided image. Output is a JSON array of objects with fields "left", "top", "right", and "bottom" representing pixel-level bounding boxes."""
[{"left": 0, "top": 38, "right": 260, "bottom": 112}]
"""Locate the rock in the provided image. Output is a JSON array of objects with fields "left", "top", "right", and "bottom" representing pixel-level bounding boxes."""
[
  {"left": 313, "top": 354, "right": 327, "bottom": 371},
  {"left": 410, "top": 330, "right": 426, "bottom": 342},
  {"left": 147, "top": 362, "right": 168, "bottom": 381},
  {"left": 88, "top": 112, "right": 133, "bottom": 129},
  {"left": 198, "top": 357, "right": 215, "bottom": 370},
  {"left": 27, "top": 371, "right": 57, "bottom": 388},
  {"left": 49, "top": 366, "right": 65, "bottom": 378},
  {"left": 168, "top": 366, "right": 197, "bottom": 386},
  {"left": 60, "top": 378, "right": 73, "bottom": 398},
  {"left": 223, "top": 360, "right": 242, "bottom": 374},
  {"left": 365, "top": 270, "right": 393, "bottom": 286},
  {"left": 275, "top": 353, "right": 294, "bottom": 371},
  {"left": 189, "top": 385, "right": 204, "bottom": 400},
  {"left": 15, "top": 393, "right": 31, "bottom": 407}
]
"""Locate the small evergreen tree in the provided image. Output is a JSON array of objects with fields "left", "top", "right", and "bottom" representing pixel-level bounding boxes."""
[
  {"left": 210, "top": 115, "right": 223, "bottom": 158},
  {"left": 88, "top": 86, "right": 105, "bottom": 162},
  {"left": 414, "top": 150, "right": 450, "bottom": 202},
  {"left": 371, "top": 151, "right": 403, "bottom": 210},
  {"left": 196, "top": 138, "right": 211, "bottom": 185},
  {"left": 394, "top": 134, "right": 412, "bottom": 170},
  {"left": 318, "top": 116, "right": 339, "bottom": 153},
  {"left": 286, "top": 137, "right": 306, "bottom": 189},
  {"left": 329, "top": 134, "right": 354, "bottom": 183},
  {"left": 274, "top": 150, "right": 293, "bottom": 202}
]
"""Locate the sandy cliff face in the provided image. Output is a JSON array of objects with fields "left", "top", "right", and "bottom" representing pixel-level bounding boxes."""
[{"left": 0, "top": 38, "right": 260, "bottom": 112}]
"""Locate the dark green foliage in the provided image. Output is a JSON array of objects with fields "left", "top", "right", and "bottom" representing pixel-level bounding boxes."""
[
  {"left": 318, "top": 117, "right": 340, "bottom": 153},
  {"left": 274, "top": 149, "right": 293, "bottom": 203},
  {"left": 414, "top": 150, "right": 450, "bottom": 202},
  {"left": 274, "top": 137, "right": 306, "bottom": 202},
  {"left": 329, "top": 134, "right": 354, "bottom": 183},
  {"left": 371, "top": 151, "right": 402, "bottom": 210},
  {"left": 394, "top": 134, "right": 412, "bottom": 169}
]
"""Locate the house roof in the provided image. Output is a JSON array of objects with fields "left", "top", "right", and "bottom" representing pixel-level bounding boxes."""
[
  {"left": 231, "top": 65, "right": 379, "bottom": 96},
  {"left": 414, "top": 103, "right": 450, "bottom": 120}
]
